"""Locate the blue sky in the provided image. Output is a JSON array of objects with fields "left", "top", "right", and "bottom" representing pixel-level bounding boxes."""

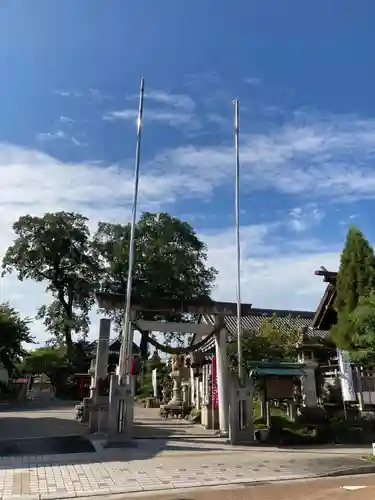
[{"left": 0, "top": 0, "right": 374, "bottom": 343}]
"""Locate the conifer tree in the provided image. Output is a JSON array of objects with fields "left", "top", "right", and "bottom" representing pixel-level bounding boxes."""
[
  {"left": 335, "top": 226, "right": 375, "bottom": 314},
  {"left": 332, "top": 226, "right": 375, "bottom": 350}
]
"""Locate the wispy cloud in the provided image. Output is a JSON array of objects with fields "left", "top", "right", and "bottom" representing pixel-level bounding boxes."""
[
  {"left": 59, "top": 116, "right": 75, "bottom": 124},
  {"left": 104, "top": 89, "right": 197, "bottom": 129},
  {"left": 145, "top": 90, "right": 195, "bottom": 112},
  {"left": 71, "top": 136, "right": 87, "bottom": 147},
  {"left": 103, "top": 109, "right": 137, "bottom": 121},
  {"left": 202, "top": 222, "right": 340, "bottom": 310},
  {"left": 145, "top": 112, "right": 375, "bottom": 202},
  {"left": 288, "top": 205, "right": 325, "bottom": 232},
  {"left": 88, "top": 88, "right": 111, "bottom": 102},
  {"left": 36, "top": 130, "right": 66, "bottom": 141},
  {"left": 103, "top": 108, "right": 196, "bottom": 127},
  {"left": 37, "top": 130, "right": 86, "bottom": 147},
  {"left": 52, "top": 90, "right": 82, "bottom": 98},
  {"left": 244, "top": 76, "right": 262, "bottom": 86},
  {"left": 0, "top": 140, "right": 342, "bottom": 344}
]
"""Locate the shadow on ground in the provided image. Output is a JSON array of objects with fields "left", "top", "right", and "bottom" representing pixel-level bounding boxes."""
[{"left": 0, "top": 402, "right": 371, "bottom": 473}]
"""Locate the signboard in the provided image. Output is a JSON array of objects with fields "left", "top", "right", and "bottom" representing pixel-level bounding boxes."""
[
  {"left": 211, "top": 355, "right": 218, "bottom": 409},
  {"left": 337, "top": 349, "right": 356, "bottom": 402},
  {"left": 265, "top": 377, "right": 294, "bottom": 399}
]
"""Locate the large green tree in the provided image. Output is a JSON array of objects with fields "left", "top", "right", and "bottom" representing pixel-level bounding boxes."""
[
  {"left": 92, "top": 212, "right": 217, "bottom": 356},
  {"left": 0, "top": 303, "right": 33, "bottom": 375},
  {"left": 332, "top": 225, "right": 375, "bottom": 350},
  {"left": 2, "top": 212, "right": 100, "bottom": 360}
]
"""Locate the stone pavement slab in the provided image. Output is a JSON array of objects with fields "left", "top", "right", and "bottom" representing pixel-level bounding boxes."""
[
  {"left": 88, "top": 474, "right": 375, "bottom": 500},
  {"left": 0, "top": 444, "right": 372, "bottom": 500}
]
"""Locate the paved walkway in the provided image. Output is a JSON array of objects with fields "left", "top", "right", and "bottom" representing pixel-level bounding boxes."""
[
  {"left": 0, "top": 403, "right": 86, "bottom": 440},
  {"left": 0, "top": 440, "right": 373, "bottom": 499},
  {"left": 94, "top": 475, "right": 375, "bottom": 500},
  {"left": 0, "top": 403, "right": 374, "bottom": 499},
  {"left": 133, "top": 406, "right": 222, "bottom": 439}
]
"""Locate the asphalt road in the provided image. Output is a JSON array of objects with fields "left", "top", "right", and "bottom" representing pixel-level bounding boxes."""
[{"left": 105, "top": 474, "right": 375, "bottom": 500}]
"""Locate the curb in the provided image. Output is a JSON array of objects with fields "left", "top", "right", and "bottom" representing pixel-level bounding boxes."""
[
  {"left": 319, "top": 462, "right": 375, "bottom": 478},
  {"left": 5, "top": 463, "right": 375, "bottom": 500}
]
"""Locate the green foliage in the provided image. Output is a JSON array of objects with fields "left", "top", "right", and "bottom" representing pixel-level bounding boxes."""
[
  {"left": 20, "top": 346, "right": 67, "bottom": 387},
  {"left": 92, "top": 212, "right": 217, "bottom": 354},
  {"left": 332, "top": 293, "right": 375, "bottom": 366},
  {"left": 228, "top": 314, "right": 302, "bottom": 375},
  {"left": 2, "top": 212, "right": 100, "bottom": 359},
  {"left": 332, "top": 226, "right": 375, "bottom": 354},
  {"left": 2, "top": 210, "right": 217, "bottom": 361},
  {"left": 0, "top": 303, "right": 33, "bottom": 375},
  {"left": 135, "top": 356, "right": 170, "bottom": 399},
  {"left": 335, "top": 226, "right": 375, "bottom": 315},
  {"left": 259, "top": 314, "right": 302, "bottom": 359}
]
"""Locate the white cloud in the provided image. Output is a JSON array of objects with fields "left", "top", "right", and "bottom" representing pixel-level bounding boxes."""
[
  {"left": 36, "top": 130, "right": 66, "bottom": 141},
  {"left": 105, "top": 89, "right": 197, "bottom": 128},
  {"left": 4, "top": 109, "right": 375, "bottom": 345},
  {"left": 52, "top": 90, "right": 82, "bottom": 98},
  {"left": 0, "top": 142, "right": 231, "bottom": 343},
  {"left": 202, "top": 223, "right": 339, "bottom": 312},
  {"left": 104, "top": 108, "right": 196, "bottom": 127},
  {"left": 147, "top": 114, "right": 375, "bottom": 201},
  {"left": 71, "top": 136, "right": 86, "bottom": 147},
  {"left": 145, "top": 90, "right": 195, "bottom": 112},
  {"left": 59, "top": 116, "right": 75, "bottom": 124},
  {"left": 244, "top": 77, "right": 262, "bottom": 86},
  {"left": 88, "top": 88, "right": 111, "bottom": 102},
  {"left": 288, "top": 205, "right": 325, "bottom": 232}
]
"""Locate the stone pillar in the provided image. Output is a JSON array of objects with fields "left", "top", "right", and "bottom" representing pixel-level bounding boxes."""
[
  {"left": 95, "top": 319, "right": 111, "bottom": 381},
  {"left": 228, "top": 376, "right": 254, "bottom": 444},
  {"left": 152, "top": 368, "right": 158, "bottom": 398},
  {"left": 215, "top": 328, "right": 229, "bottom": 435},
  {"left": 190, "top": 368, "right": 195, "bottom": 405},
  {"left": 123, "top": 320, "right": 135, "bottom": 434},
  {"left": 182, "top": 383, "right": 189, "bottom": 404},
  {"left": 89, "top": 318, "right": 111, "bottom": 433},
  {"left": 88, "top": 359, "right": 96, "bottom": 398},
  {"left": 107, "top": 314, "right": 134, "bottom": 443},
  {"left": 301, "top": 361, "right": 318, "bottom": 407},
  {"left": 195, "top": 378, "right": 200, "bottom": 410}
]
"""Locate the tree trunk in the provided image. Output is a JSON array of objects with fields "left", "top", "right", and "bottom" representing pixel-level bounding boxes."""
[
  {"left": 64, "top": 327, "right": 74, "bottom": 361},
  {"left": 140, "top": 331, "right": 149, "bottom": 360}
]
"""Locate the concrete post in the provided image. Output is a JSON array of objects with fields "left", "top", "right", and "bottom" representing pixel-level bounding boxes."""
[
  {"left": 95, "top": 319, "right": 111, "bottom": 382},
  {"left": 215, "top": 328, "right": 229, "bottom": 434},
  {"left": 89, "top": 318, "right": 111, "bottom": 433}
]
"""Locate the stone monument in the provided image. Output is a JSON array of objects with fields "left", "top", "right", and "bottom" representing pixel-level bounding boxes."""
[{"left": 165, "top": 354, "right": 189, "bottom": 416}]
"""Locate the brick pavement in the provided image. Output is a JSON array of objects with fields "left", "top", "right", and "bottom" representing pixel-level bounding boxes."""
[
  {"left": 0, "top": 403, "right": 374, "bottom": 499},
  {"left": 89, "top": 475, "right": 375, "bottom": 500},
  {"left": 0, "top": 443, "right": 372, "bottom": 499}
]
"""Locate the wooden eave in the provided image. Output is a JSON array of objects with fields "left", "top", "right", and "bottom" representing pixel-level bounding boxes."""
[{"left": 312, "top": 269, "right": 338, "bottom": 330}]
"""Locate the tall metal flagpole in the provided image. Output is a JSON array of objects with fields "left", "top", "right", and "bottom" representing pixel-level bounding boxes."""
[
  {"left": 233, "top": 99, "right": 244, "bottom": 382},
  {"left": 119, "top": 77, "right": 145, "bottom": 381}
]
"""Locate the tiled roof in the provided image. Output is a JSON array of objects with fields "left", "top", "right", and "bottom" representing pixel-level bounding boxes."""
[
  {"left": 199, "top": 308, "right": 329, "bottom": 350},
  {"left": 91, "top": 338, "right": 139, "bottom": 355},
  {"left": 222, "top": 308, "right": 315, "bottom": 339}
]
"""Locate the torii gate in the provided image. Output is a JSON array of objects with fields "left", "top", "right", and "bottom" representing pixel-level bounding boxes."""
[{"left": 95, "top": 292, "right": 254, "bottom": 443}]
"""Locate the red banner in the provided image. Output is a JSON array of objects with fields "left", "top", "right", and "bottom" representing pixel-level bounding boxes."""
[{"left": 211, "top": 355, "right": 218, "bottom": 409}]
